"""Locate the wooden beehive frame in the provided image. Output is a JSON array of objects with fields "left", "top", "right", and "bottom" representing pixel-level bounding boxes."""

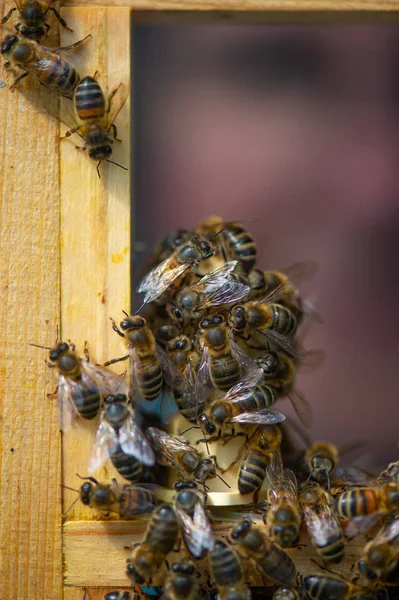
[{"left": 1, "top": 1, "right": 399, "bottom": 599}]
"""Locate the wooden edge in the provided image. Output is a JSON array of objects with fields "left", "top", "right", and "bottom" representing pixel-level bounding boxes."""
[{"left": 63, "top": 519, "right": 371, "bottom": 588}]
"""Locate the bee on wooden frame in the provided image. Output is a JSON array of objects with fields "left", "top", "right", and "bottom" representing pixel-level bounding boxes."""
[
  {"left": 1, "top": 0, "right": 72, "bottom": 41},
  {"left": 174, "top": 480, "right": 214, "bottom": 560}
]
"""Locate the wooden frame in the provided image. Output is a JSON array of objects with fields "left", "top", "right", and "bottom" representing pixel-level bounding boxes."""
[{"left": 0, "top": 1, "right": 397, "bottom": 599}]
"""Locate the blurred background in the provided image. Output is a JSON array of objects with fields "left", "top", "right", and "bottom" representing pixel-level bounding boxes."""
[{"left": 132, "top": 23, "right": 399, "bottom": 466}]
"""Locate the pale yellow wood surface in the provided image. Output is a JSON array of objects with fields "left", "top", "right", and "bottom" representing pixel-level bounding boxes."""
[
  {"left": 0, "top": 47, "right": 63, "bottom": 600},
  {"left": 62, "top": 0, "right": 399, "bottom": 10},
  {"left": 63, "top": 519, "right": 372, "bottom": 589},
  {"left": 60, "top": 7, "right": 131, "bottom": 522}
]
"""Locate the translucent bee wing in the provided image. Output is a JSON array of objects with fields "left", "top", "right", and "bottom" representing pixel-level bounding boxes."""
[
  {"left": 374, "top": 516, "right": 399, "bottom": 544},
  {"left": 259, "top": 328, "right": 307, "bottom": 359},
  {"left": 191, "top": 260, "right": 238, "bottom": 289},
  {"left": 157, "top": 345, "right": 184, "bottom": 390},
  {"left": 285, "top": 389, "right": 313, "bottom": 429},
  {"left": 332, "top": 466, "right": 372, "bottom": 487},
  {"left": 138, "top": 254, "right": 189, "bottom": 301},
  {"left": 82, "top": 361, "right": 129, "bottom": 396},
  {"left": 230, "top": 409, "right": 286, "bottom": 425},
  {"left": 298, "top": 349, "right": 325, "bottom": 372},
  {"left": 146, "top": 427, "right": 192, "bottom": 465},
  {"left": 119, "top": 415, "right": 155, "bottom": 467},
  {"left": 194, "top": 345, "right": 212, "bottom": 414},
  {"left": 191, "top": 261, "right": 250, "bottom": 310},
  {"left": 279, "top": 261, "right": 319, "bottom": 286},
  {"left": 229, "top": 336, "right": 261, "bottom": 378},
  {"left": 176, "top": 502, "right": 215, "bottom": 559},
  {"left": 344, "top": 513, "right": 381, "bottom": 539},
  {"left": 105, "top": 81, "right": 129, "bottom": 131},
  {"left": 225, "top": 368, "right": 264, "bottom": 404},
  {"left": 57, "top": 374, "right": 77, "bottom": 431},
  {"left": 256, "top": 282, "right": 295, "bottom": 306},
  {"left": 89, "top": 419, "right": 118, "bottom": 473},
  {"left": 305, "top": 509, "right": 342, "bottom": 546},
  {"left": 165, "top": 360, "right": 197, "bottom": 423}
]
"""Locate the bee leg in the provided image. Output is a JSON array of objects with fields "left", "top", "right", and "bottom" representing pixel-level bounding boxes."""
[
  {"left": 47, "top": 7, "right": 73, "bottom": 32},
  {"left": 1, "top": 7, "right": 17, "bottom": 24},
  {"left": 58, "top": 34, "right": 91, "bottom": 52},
  {"left": 44, "top": 23, "right": 50, "bottom": 34},
  {"left": 103, "top": 355, "right": 129, "bottom": 367},
  {"left": 110, "top": 123, "right": 122, "bottom": 143},
  {"left": 110, "top": 318, "right": 126, "bottom": 338},
  {"left": 220, "top": 457, "right": 240, "bottom": 473},
  {"left": 10, "top": 71, "right": 29, "bottom": 90},
  {"left": 15, "top": 22, "right": 21, "bottom": 32},
  {"left": 4, "top": 61, "right": 10, "bottom": 68},
  {"left": 165, "top": 559, "right": 170, "bottom": 571},
  {"left": 60, "top": 127, "right": 80, "bottom": 140},
  {"left": 107, "top": 84, "right": 123, "bottom": 113},
  {"left": 47, "top": 384, "right": 59, "bottom": 399},
  {"left": 83, "top": 342, "right": 90, "bottom": 362}
]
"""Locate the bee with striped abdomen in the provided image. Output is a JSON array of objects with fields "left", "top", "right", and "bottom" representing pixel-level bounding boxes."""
[
  {"left": 174, "top": 480, "right": 214, "bottom": 560},
  {"left": 89, "top": 393, "right": 155, "bottom": 482},
  {"left": 265, "top": 464, "right": 302, "bottom": 548},
  {"left": 1, "top": 0, "right": 72, "bottom": 41},
  {"left": 209, "top": 539, "right": 251, "bottom": 600},
  {"left": 302, "top": 573, "right": 388, "bottom": 600},
  {"left": 62, "top": 75, "right": 128, "bottom": 175},
  {"left": 230, "top": 518, "right": 296, "bottom": 588},
  {"left": 126, "top": 504, "right": 178, "bottom": 585},
  {"left": 1, "top": 33, "right": 88, "bottom": 95},
  {"left": 336, "top": 482, "right": 399, "bottom": 538},
  {"left": 299, "top": 482, "right": 345, "bottom": 563}
]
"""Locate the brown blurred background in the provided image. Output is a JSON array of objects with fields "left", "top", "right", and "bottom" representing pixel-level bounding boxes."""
[{"left": 132, "top": 23, "right": 399, "bottom": 466}]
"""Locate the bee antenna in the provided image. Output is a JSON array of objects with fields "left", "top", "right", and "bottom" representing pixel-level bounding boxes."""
[
  {"left": 96, "top": 161, "right": 102, "bottom": 178},
  {"left": 63, "top": 496, "right": 79, "bottom": 517},
  {"left": 106, "top": 159, "right": 128, "bottom": 171},
  {"left": 133, "top": 303, "right": 145, "bottom": 315},
  {"left": 179, "top": 426, "right": 200, "bottom": 435},
  {"left": 29, "top": 343, "right": 52, "bottom": 350},
  {"left": 209, "top": 227, "right": 225, "bottom": 240},
  {"left": 122, "top": 310, "right": 129, "bottom": 317},
  {"left": 60, "top": 484, "right": 80, "bottom": 493},
  {"left": 76, "top": 474, "right": 99, "bottom": 484},
  {"left": 216, "top": 473, "right": 231, "bottom": 489},
  {"left": 56, "top": 324, "right": 59, "bottom": 343}
]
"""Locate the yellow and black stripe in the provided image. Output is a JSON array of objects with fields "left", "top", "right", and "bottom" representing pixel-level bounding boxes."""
[{"left": 75, "top": 76, "right": 105, "bottom": 120}]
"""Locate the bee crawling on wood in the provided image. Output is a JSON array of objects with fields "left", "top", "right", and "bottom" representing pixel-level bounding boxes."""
[{"left": 1, "top": 0, "right": 72, "bottom": 41}]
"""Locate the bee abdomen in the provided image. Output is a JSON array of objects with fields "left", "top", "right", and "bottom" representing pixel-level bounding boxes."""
[
  {"left": 75, "top": 76, "right": 105, "bottom": 120},
  {"left": 72, "top": 385, "right": 100, "bottom": 419},
  {"left": 146, "top": 505, "right": 178, "bottom": 554},
  {"left": 136, "top": 356, "right": 163, "bottom": 400},
  {"left": 210, "top": 357, "right": 240, "bottom": 390},
  {"left": 303, "top": 576, "right": 348, "bottom": 600},
  {"left": 317, "top": 533, "right": 345, "bottom": 563},
  {"left": 238, "top": 453, "right": 267, "bottom": 495},
  {"left": 109, "top": 445, "right": 142, "bottom": 482},
  {"left": 270, "top": 304, "right": 297, "bottom": 337},
  {"left": 337, "top": 489, "right": 378, "bottom": 518},
  {"left": 210, "top": 543, "right": 242, "bottom": 585},
  {"left": 119, "top": 486, "right": 156, "bottom": 518},
  {"left": 37, "top": 54, "right": 79, "bottom": 97},
  {"left": 258, "top": 546, "right": 296, "bottom": 587},
  {"left": 240, "top": 385, "right": 277, "bottom": 413},
  {"left": 224, "top": 226, "right": 257, "bottom": 274}
]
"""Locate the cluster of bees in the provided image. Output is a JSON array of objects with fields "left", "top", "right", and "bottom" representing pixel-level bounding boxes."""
[
  {"left": 30, "top": 215, "right": 399, "bottom": 600},
  {"left": 1, "top": 0, "right": 128, "bottom": 176}
]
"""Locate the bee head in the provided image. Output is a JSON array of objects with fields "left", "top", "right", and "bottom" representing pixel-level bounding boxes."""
[
  {"left": 19, "top": 26, "right": 45, "bottom": 40},
  {"left": 198, "top": 412, "right": 217, "bottom": 435},
  {"left": 49, "top": 342, "right": 69, "bottom": 362},
  {"left": 172, "top": 558, "right": 195, "bottom": 575},
  {"left": 88, "top": 145, "right": 112, "bottom": 160},
  {"left": 231, "top": 518, "right": 251, "bottom": 540},
  {"left": 1, "top": 35, "right": 19, "bottom": 56},
  {"left": 257, "top": 351, "right": 279, "bottom": 376},
  {"left": 126, "top": 559, "right": 146, "bottom": 585},
  {"left": 168, "top": 304, "right": 185, "bottom": 327},
  {"left": 311, "top": 455, "right": 334, "bottom": 481},
  {"left": 79, "top": 482, "right": 92, "bottom": 505},
  {"left": 273, "top": 523, "right": 299, "bottom": 548},
  {"left": 230, "top": 305, "right": 246, "bottom": 332},
  {"left": 120, "top": 315, "right": 146, "bottom": 331}
]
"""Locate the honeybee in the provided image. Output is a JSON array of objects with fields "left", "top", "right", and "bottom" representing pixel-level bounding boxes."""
[
  {"left": 299, "top": 482, "right": 345, "bottom": 563},
  {"left": 146, "top": 427, "right": 226, "bottom": 489},
  {"left": 229, "top": 285, "right": 303, "bottom": 358},
  {"left": 256, "top": 350, "right": 315, "bottom": 428},
  {"left": 166, "top": 335, "right": 198, "bottom": 423},
  {"left": 303, "top": 442, "right": 339, "bottom": 490},
  {"left": 208, "top": 539, "right": 251, "bottom": 600},
  {"left": 145, "top": 228, "right": 192, "bottom": 273},
  {"left": 197, "top": 369, "right": 285, "bottom": 443},
  {"left": 1, "top": 0, "right": 72, "bottom": 40},
  {"left": 76, "top": 476, "right": 158, "bottom": 518},
  {"left": 1, "top": 33, "right": 88, "bottom": 95},
  {"left": 30, "top": 340, "right": 125, "bottom": 427},
  {"left": 358, "top": 516, "right": 399, "bottom": 582},
  {"left": 138, "top": 235, "right": 215, "bottom": 305},
  {"left": 167, "top": 261, "right": 250, "bottom": 329},
  {"left": 235, "top": 424, "right": 283, "bottom": 496},
  {"left": 230, "top": 519, "right": 296, "bottom": 588},
  {"left": 61, "top": 75, "right": 128, "bottom": 175},
  {"left": 89, "top": 393, "right": 155, "bottom": 482},
  {"left": 174, "top": 481, "right": 214, "bottom": 560},
  {"left": 265, "top": 464, "right": 302, "bottom": 548},
  {"left": 248, "top": 261, "right": 317, "bottom": 320},
  {"left": 336, "top": 482, "right": 399, "bottom": 538},
  {"left": 196, "top": 216, "right": 257, "bottom": 276},
  {"left": 106, "top": 314, "right": 181, "bottom": 403},
  {"left": 163, "top": 558, "right": 201, "bottom": 600},
  {"left": 302, "top": 574, "right": 388, "bottom": 600},
  {"left": 196, "top": 314, "right": 259, "bottom": 404},
  {"left": 126, "top": 504, "right": 178, "bottom": 585},
  {"left": 378, "top": 460, "right": 399, "bottom": 485}
]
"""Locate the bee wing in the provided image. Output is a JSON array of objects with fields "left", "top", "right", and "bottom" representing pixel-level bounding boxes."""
[
  {"left": 119, "top": 414, "right": 155, "bottom": 467},
  {"left": 331, "top": 466, "right": 373, "bottom": 487},
  {"left": 190, "top": 260, "right": 238, "bottom": 289},
  {"left": 229, "top": 336, "right": 261, "bottom": 378},
  {"left": 279, "top": 261, "right": 318, "bottom": 286},
  {"left": 138, "top": 256, "right": 189, "bottom": 303},
  {"left": 177, "top": 503, "right": 215, "bottom": 559},
  {"left": 82, "top": 361, "right": 129, "bottom": 396},
  {"left": 89, "top": 419, "right": 118, "bottom": 473},
  {"left": 192, "top": 261, "right": 250, "bottom": 309},
  {"left": 285, "top": 389, "right": 313, "bottom": 429},
  {"left": 230, "top": 409, "right": 286, "bottom": 425},
  {"left": 57, "top": 374, "right": 77, "bottom": 431},
  {"left": 303, "top": 499, "right": 342, "bottom": 546},
  {"left": 105, "top": 82, "right": 129, "bottom": 130},
  {"left": 147, "top": 427, "right": 191, "bottom": 462},
  {"left": 259, "top": 328, "right": 307, "bottom": 359},
  {"left": 374, "top": 517, "right": 399, "bottom": 544},
  {"left": 157, "top": 345, "right": 184, "bottom": 390},
  {"left": 344, "top": 513, "right": 381, "bottom": 539},
  {"left": 256, "top": 282, "right": 295, "bottom": 306},
  {"left": 225, "top": 368, "right": 264, "bottom": 404},
  {"left": 298, "top": 349, "right": 325, "bottom": 372},
  {"left": 194, "top": 345, "right": 213, "bottom": 414},
  {"left": 166, "top": 359, "right": 197, "bottom": 423}
]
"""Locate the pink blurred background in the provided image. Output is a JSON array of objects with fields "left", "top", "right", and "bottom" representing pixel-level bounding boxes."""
[{"left": 133, "top": 24, "right": 399, "bottom": 466}]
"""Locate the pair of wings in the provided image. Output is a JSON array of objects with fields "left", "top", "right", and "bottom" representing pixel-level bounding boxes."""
[
  {"left": 89, "top": 402, "right": 155, "bottom": 475},
  {"left": 302, "top": 493, "right": 343, "bottom": 546},
  {"left": 58, "top": 360, "right": 128, "bottom": 431},
  {"left": 138, "top": 253, "right": 190, "bottom": 305},
  {"left": 267, "top": 464, "right": 298, "bottom": 505},
  {"left": 176, "top": 499, "right": 215, "bottom": 560},
  {"left": 146, "top": 427, "right": 199, "bottom": 469}
]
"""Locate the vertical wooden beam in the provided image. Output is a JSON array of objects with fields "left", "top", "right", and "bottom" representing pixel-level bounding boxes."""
[{"left": 0, "top": 65, "right": 62, "bottom": 599}]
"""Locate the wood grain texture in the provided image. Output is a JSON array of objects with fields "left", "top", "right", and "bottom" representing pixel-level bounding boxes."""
[
  {"left": 59, "top": 6, "right": 131, "bottom": 521},
  {"left": 62, "top": 0, "right": 399, "bottom": 11},
  {"left": 0, "top": 40, "right": 62, "bottom": 600},
  {"left": 63, "top": 519, "right": 372, "bottom": 588}
]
